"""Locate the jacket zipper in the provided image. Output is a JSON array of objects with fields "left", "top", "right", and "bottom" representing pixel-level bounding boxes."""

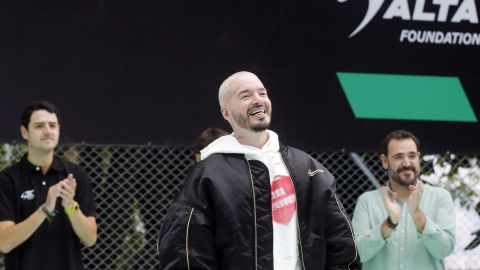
[
  {"left": 333, "top": 194, "right": 358, "bottom": 270},
  {"left": 280, "top": 155, "right": 306, "bottom": 270},
  {"left": 246, "top": 158, "right": 258, "bottom": 270},
  {"left": 185, "top": 207, "right": 195, "bottom": 270}
]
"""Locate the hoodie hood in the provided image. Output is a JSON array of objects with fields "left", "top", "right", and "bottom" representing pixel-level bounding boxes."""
[{"left": 200, "top": 130, "right": 280, "bottom": 160}]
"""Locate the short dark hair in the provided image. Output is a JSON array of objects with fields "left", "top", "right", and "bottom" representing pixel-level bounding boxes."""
[
  {"left": 21, "top": 101, "right": 60, "bottom": 129},
  {"left": 381, "top": 130, "right": 420, "bottom": 155},
  {"left": 193, "top": 128, "right": 228, "bottom": 154}
]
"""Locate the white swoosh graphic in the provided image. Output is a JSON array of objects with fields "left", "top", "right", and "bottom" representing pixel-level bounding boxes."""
[
  {"left": 308, "top": 169, "right": 325, "bottom": 176},
  {"left": 338, "top": 0, "right": 385, "bottom": 37}
]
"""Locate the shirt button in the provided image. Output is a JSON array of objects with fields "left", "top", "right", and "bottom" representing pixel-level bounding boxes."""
[
  {"left": 42, "top": 181, "right": 46, "bottom": 186},
  {"left": 36, "top": 167, "right": 40, "bottom": 171}
]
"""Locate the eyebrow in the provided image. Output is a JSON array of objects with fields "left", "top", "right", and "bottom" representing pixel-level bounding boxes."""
[
  {"left": 392, "top": 151, "right": 418, "bottom": 157},
  {"left": 237, "top": 89, "right": 251, "bottom": 96},
  {"left": 32, "top": 121, "right": 58, "bottom": 125},
  {"left": 237, "top": 87, "right": 267, "bottom": 95}
]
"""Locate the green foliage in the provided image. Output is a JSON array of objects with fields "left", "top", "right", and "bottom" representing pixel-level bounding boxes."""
[
  {"left": 113, "top": 198, "right": 147, "bottom": 270},
  {"left": 0, "top": 143, "right": 27, "bottom": 170}
]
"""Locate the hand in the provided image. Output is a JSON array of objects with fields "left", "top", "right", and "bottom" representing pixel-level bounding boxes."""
[
  {"left": 381, "top": 187, "right": 400, "bottom": 224},
  {"left": 45, "top": 182, "right": 62, "bottom": 211},
  {"left": 59, "top": 174, "right": 77, "bottom": 208},
  {"left": 406, "top": 180, "right": 424, "bottom": 215}
]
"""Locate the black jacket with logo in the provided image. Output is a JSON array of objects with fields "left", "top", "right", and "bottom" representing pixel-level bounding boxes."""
[{"left": 157, "top": 144, "right": 361, "bottom": 270}]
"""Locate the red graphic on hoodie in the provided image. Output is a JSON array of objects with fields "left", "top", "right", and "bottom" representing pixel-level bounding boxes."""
[{"left": 271, "top": 175, "right": 297, "bottom": 224}]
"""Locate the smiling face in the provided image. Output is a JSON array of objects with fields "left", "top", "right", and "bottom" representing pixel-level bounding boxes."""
[
  {"left": 219, "top": 72, "right": 272, "bottom": 134},
  {"left": 21, "top": 110, "right": 60, "bottom": 154},
  {"left": 381, "top": 138, "right": 420, "bottom": 187}
]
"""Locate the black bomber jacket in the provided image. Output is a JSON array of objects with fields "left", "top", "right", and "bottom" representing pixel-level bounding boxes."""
[{"left": 157, "top": 144, "right": 361, "bottom": 270}]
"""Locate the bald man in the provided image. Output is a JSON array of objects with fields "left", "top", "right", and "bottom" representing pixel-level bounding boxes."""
[{"left": 157, "top": 71, "right": 360, "bottom": 270}]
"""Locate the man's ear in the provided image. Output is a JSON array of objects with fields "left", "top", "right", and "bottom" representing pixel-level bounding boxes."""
[
  {"left": 380, "top": 154, "right": 388, "bottom": 170},
  {"left": 20, "top": 126, "right": 28, "bottom": 140},
  {"left": 221, "top": 106, "right": 230, "bottom": 120}
]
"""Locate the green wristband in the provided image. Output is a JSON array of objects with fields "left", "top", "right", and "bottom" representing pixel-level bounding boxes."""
[{"left": 40, "top": 204, "right": 57, "bottom": 223}]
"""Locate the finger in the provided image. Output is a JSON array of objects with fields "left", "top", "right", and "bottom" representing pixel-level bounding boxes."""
[
  {"left": 55, "top": 182, "right": 64, "bottom": 193},
  {"left": 418, "top": 181, "right": 424, "bottom": 197},
  {"left": 59, "top": 188, "right": 74, "bottom": 200},
  {"left": 58, "top": 191, "right": 67, "bottom": 200},
  {"left": 65, "top": 178, "right": 76, "bottom": 189},
  {"left": 59, "top": 182, "right": 75, "bottom": 198},
  {"left": 381, "top": 187, "right": 389, "bottom": 201},
  {"left": 390, "top": 192, "right": 398, "bottom": 202},
  {"left": 381, "top": 187, "right": 387, "bottom": 196},
  {"left": 48, "top": 189, "right": 60, "bottom": 200},
  {"left": 63, "top": 179, "right": 76, "bottom": 194},
  {"left": 58, "top": 180, "right": 69, "bottom": 188},
  {"left": 408, "top": 185, "right": 417, "bottom": 196},
  {"left": 60, "top": 181, "right": 68, "bottom": 191},
  {"left": 62, "top": 174, "right": 73, "bottom": 185},
  {"left": 71, "top": 178, "right": 77, "bottom": 188}
]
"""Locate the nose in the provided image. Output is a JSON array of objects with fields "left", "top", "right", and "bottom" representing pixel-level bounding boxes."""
[
  {"left": 44, "top": 125, "right": 52, "bottom": 134},
  {"left": 400, "top": 156, "right": 412, "bottom": 167},
  {"left": 252, "top": 92, "right": 263, "bottom": 105}
]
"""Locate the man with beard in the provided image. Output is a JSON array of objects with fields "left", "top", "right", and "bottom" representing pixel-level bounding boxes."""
[
  {"left": 352, "top": 130, "right": 456, "bottom": 270},
  {"left": 157, "top": 71, "right": 361, "bottom": 269}
]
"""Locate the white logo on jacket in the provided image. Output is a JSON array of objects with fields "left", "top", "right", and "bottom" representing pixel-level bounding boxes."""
[{"left": 308, "top": 169, "right": 325, "bottom": 176}]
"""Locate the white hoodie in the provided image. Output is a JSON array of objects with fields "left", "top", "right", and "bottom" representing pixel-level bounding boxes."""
[{"left": 201, "top": 130, "right": 301, "bottom": 270}]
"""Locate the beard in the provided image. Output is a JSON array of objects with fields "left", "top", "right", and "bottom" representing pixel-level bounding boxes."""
[
  {"left": 231, "top": 110, "right": 271, "bottom": 132},
  {"left": 388, "top": 165, "right": 419, "bottom": 187}
]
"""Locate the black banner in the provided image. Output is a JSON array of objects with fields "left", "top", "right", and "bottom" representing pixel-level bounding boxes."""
[{"left": 0, "top": 0, "right": 478, "bottom": 154}]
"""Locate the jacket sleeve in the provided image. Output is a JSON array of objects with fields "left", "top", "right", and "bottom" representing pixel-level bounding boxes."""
[
  {"left": 157, "top": 162, "right": 219, "bottom": 270},
  {"left": 157, "top": 202, "right": 218, "bottom": 270},
  {"left": 324, "top": 190, "right": 362, "bottom": 269}
]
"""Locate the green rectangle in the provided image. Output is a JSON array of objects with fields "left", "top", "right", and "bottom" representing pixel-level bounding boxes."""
[{"left": 337, "top": 72, "right": 477, "bottom": 122}]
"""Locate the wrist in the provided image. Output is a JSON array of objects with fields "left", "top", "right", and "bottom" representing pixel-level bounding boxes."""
[
  {"left": 64, "top": 201, "right": 80, "bottom": 215},
  {"left": 412, "top": 209, "right": 425, "bottom": 222},
  {"left": 64, "top": 201, "right": 74, "bottom": 209},
  {"left": 39, "top": 204, "right": 57, "bottom": 224},
  {"left": 44, "top": 202, "right": 55, "bottom": 212},
  {"left": 385, "top": 216, "right": 398, "bottom": 230}
]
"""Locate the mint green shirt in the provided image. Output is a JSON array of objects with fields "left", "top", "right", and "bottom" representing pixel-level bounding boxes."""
[{"left": 352, "top": 184, "right": 456, "bottom": 270}]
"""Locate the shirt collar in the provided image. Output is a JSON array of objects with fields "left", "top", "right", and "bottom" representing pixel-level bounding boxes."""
[
  {"left": 386, "top": 179, "right": 420, "bottom": 191},
  {"left": 21, "top": 154, "right": 65, "bottom": 174},
  {"left": 385, "top": 180, "right": 420, "bottom": 204}
]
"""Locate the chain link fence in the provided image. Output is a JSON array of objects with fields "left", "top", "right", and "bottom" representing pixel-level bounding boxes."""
[{"left": 1, "top": 143, "right": 479, "bottom": 270}]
